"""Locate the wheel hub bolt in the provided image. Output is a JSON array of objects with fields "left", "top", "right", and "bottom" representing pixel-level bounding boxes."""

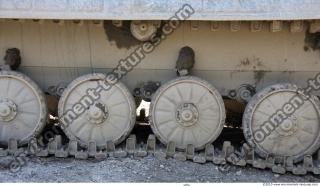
[
  {"left": 140, "top": 24, "right": 148, "bottom": 31},
  {"left": 181, "top": 110, "right": 193, "bottom": 122}
]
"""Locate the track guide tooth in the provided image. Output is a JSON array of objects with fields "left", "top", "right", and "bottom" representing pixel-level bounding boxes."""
[
  {"left": 48, "top": 135, "right": 62, "bottom": 154},
  {"left": 186, "top": 144, "right": 195, "bottom": 160},
  {"left": 223, "top": 141, "right": 233, "bottom": 157},
  {"left": 242, "top": 143, "right": 254, "bottom": 164},
  {"left": 146, "top": 135, "right": 156, "bottom": 154},
  {"left": 88, "top": 141, "right": 107, "bottom": 159},
  {"left": 134, "top": 143, "right": 148, "bottom": 158},
  {"left": 303, "top": 155, "right": 318, "bottom": 174},
  {"left": 34, "top": 138, "right": 49, "bottom": 157},
  {"left": 212, "top": 141, "right": 232, "bottom": 165},
  {"left": 212, "top": 145, "right": 226, "bottom": 165},
  {"left": 285, "top": 157, "right": 294, "bottom": 172},
  {"left": 27, "top": 138, "right": 38, "bottom": 154},
  {"left": 173, "top": 144, "right": 193, "bottom": 162},
  {"left": 68, "top": 140, "right": 78, "bottom": 156},
  {"left": 54, "top": 136, "right": 68, "bottom": 158},
  {"left": 107, "top": 141, "right": 127, "bottom": 158},
  {"left": 88, "top": 141, "right": 97, "bottom": 157},
  {"left": 106, "top": 141, "right": 115, "bottom": 157},
  {"left": 205, "top": 144, "right": 214, "bottom": 161},
  {"left": 166, "top": 141, "right": 176, "bottom": 158},
  {"left": 270, "top": 157, "right": 286, "bottom": 174},
  {"left": 126, "top": 135, "right": 136, "bottom": 155},
  {"left": 8, "top": 138, "right": 18, "bottom": 154}
]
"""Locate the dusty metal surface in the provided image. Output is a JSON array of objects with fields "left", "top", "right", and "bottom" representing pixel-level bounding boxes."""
[
  {"left": 0, "top": 0, "right": 320, "bottom": 20},
  {"left": 1, "top": 20, "right": 320, "bottom": 96}
]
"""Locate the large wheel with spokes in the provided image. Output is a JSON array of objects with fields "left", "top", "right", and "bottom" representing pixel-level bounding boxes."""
[
  {"left": 58, "top": 73, "right": 136, "bottom": 148},
  {"left": 0, "top": 70, "right": 47, "bottom": 146},
  {"left": 243, "top": 84, "right": 320, "bottom": 162},
  {"left": 150, "top": 76, "right": 226, "bottom": 150}
]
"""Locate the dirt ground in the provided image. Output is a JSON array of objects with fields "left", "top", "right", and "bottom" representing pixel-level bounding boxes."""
[{"left": 0, "top": 155, "right": 319, "bottom": 182}]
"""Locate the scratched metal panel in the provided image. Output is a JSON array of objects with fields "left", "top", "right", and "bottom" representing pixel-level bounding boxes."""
[{"left": 0, "top": 0, "right": 319, "bottom": 20}]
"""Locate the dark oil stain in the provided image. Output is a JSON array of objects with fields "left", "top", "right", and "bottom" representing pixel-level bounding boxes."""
[
  {"left": 254, "top": 71, "right": 265, "bottom": 85},
  {"left": 237, "top": 56, "right": 264, "bottom": 71},
  {"left": 240, "top": 58, "right": 250, "bottom": 66},
  {"left": 104, "top": 20, "right": 141, "bottom": 49},
  {"left": 304, "top": 31, "right": 320, "bottom": 51}
]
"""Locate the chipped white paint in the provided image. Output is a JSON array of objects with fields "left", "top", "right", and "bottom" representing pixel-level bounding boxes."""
[{"left": 0, "top": 0, "right": 319, "bottom": 20}]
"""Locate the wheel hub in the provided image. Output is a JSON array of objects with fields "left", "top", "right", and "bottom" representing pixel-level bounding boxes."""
[
  {"left": 130, "top": 21, "right": 157, "bottom": 41},
  {"left": 87, "top": 103, "right": 108, "bottom": 124},
  {"left": 0, "top": 99, "right": 17, "bottom": 122},
  {"left": 276, "top": 116, "right": 298, "bottom": 136},
  {"left": 176, "top": 103, "right": 199, "bottom": 127}
]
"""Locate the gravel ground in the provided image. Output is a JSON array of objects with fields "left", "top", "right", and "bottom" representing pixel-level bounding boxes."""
[{"left": 0, "top": 155, "right": 319, "bottom": 182}]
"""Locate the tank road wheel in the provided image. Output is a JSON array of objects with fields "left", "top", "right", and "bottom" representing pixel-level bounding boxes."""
[
  {"left": 150, "top": 76, "right": 226, "bottom": 150},
  {"left": 58, "top": 73, "right": 136, "bottom": 148},
  {"left": 0, "top": 71, "right": 47, "bottom": 146},
  {"left": 243, "top": 84, "right": 320, "bottom": 162}
]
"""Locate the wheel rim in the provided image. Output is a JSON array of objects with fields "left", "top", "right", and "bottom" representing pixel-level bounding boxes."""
[
  {"left": 243, "top": 84, "right": 320, "bottom": 161},
  {"left": 0, "top": 71, "right": 47, "bottom": 145},
  {"left": 150, "top": 76, "right": 225, "bottom": 150},
  {"left": 58, "top": 73, "right": 136, "bottom": 148}
]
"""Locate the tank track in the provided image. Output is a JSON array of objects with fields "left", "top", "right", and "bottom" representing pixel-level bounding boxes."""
[{"left": 3, "top": 132, "right": 320, "bottom": 175}]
